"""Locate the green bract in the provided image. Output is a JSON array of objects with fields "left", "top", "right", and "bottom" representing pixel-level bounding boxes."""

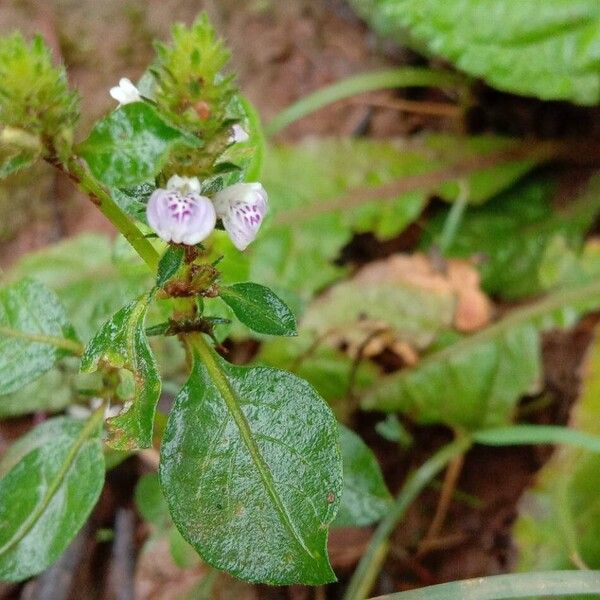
[
  {"left": 160, "top": 336, "right": 343, "bottom": 584},
  {"left": 78, "top": 103, "right": 201, "bottom": 188},
  {"left": 350, "top": 0, "right": 600, "bottom": 104}
]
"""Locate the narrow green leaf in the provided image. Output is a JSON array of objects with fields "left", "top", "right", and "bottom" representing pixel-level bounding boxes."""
[
  {"left": 160, "top": 334, "right": 342, "bottom": 585},
  {"left": 81, "top": 292, "right": 161, "bottom": 450},
  {"left": 0, "top": 150, "right": 36, "bottom": 179},
  {"left": 371, "top": 570, "right": 600, "bottom": 599},
  {"left": 78, "top": 103, "right": 200, "bottom": 188},
  {"left": 0, "top": 415, "right": 105, "bottom": 582},
  {"left": 351, "top": 0, "right": 600, "bottom": 105},
  {"left": 156, "top": 245, "right": 185, "bottom": 287},
  {"left": 219, "top": 282, "right": 297, "bottom": 336},
  {"left": 335, "top": 425, "right": 392, "bottom": 528},
  {"left": 0, "top": 278, "right": 79, "bottom": 395}
]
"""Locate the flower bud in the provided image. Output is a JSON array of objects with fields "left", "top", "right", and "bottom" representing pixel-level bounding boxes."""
[
  {"left": 110, "top": 78, "right": 142, "bottom": 105},
  {"left": 147, "top": 187, "right": 216, "bottom": 246},
  {"left": 213, "top": 183, "right": 268, "bottom": 251}
]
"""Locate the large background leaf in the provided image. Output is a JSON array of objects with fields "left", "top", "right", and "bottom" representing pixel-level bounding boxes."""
[
  {"left": 0, "top": 416, "right": 104, "bottom": 581},
  {"left": 0, "top": 278, "right": 79, "bottom": 395},
  {"left": 361, "top": 279, "right": 600, "bottom": 430},
  {"left": 350, "top": 0, "right": 600, "bottom": 104},
  {"left": 160, "top": 340, "right": 343, "bottom": 585},
  {"left": 514, "top": 329, "right": 600, "bottom": 575}
]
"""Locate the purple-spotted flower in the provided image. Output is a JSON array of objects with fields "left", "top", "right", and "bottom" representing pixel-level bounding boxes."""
[
  {"left": 213, "top": 183, "right": 268, "bottom": 250},
  {"left": 229, "top": 124, "right": 249, "bottom": 144},
  {"left": 147, "top": 176, "right": 216, "bottom": 245},
  {"left": 109, "top": 78, "right": 141, "bottom": 105}
]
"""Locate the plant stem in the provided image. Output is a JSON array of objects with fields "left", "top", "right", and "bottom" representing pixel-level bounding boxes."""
[
  {"left": 266, "top": 68, "right": 467, "bottom": 136},
  {"left": 343, "top": 436, "right": 472, "bottom": 600},
  {"left": 417, "top": 451, "right": 465, "bottom": 556},
  {"left": 368, "top": 570, "right": 600, "bottom": 600},
  {"left": 63, "top": 157, "right": 160, "bottom": 272},
  {"left": 438, "top": 179, "right": 469, "bottom": 253}
]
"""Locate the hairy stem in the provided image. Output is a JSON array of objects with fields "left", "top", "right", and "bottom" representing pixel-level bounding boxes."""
[{"left": 343, "top": 436, "right": 472, "bottom": 600}]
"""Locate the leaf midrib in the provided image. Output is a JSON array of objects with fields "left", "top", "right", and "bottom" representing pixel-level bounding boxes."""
[
  {"left": 191, "top": 334, "right": 314, "bottom": 559},
  {"left": 222, "top": 285, "right": 291, "bottom": 332},
  {"left": 0, "top": 408, "right": 104, "bottom": 557}
]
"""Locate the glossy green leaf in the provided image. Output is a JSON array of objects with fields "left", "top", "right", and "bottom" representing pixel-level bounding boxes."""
[
  {"left": 78, "top": 103, "right": 200, "bottom": 188},
  {"left": 362, "top": 279, "right": 600, "bottom": 430},
  {"left": 0, "top": 278, "right": 79, "bottom": 395},
  {"left": 335, "top": 425, "right": 392, "bottom": 528},
  {"left": 156, "top": 245, "right": 185, "bottom": 287},
  {"left": 160, "top": 335, "right": 343, "bottom": 585},
  {"left": 0, "top": 415, "right": 105, "bottom": 581},
  {"left": 423, "top": 176, "right": 600, "bottom": 300},
  {"left": 252, "top": 136, "right": 539, "bottom": 302},
  {"left": 219, "top": 282, "right": 297, "bottom": 337},
  {"left": 351, "top": 0, "right": 600, "bottom": 105},
  {"left": 81, "top": 292, "right": 161, "bottom": 450},
  {"left": 514, "top": 330, "right": 600, "bottom": 574}
]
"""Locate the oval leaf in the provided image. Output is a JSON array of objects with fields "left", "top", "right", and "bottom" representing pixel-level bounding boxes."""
[
  {"left": 0, "top": 416, "right": 104, "bottom": 581},
  {"left": 219, "top": 282, "right": 297, "bottom": 336},
  {"left": 0, "top": 278, "right": 79, "bottom": 395},
  {"left": 334, "top": 425, "right": 392, "bottom": 528},
  {"left": 78, "top": 103, "right": 200, "bottom": 188},
  {"left": 160, "top": 335, "right": 342, "bottom": 584},
  {"left": 81, "top": 292, "right": 161, "bottom": 450}
]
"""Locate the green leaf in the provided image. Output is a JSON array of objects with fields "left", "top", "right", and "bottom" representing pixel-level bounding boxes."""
[
  {"left": 361, "top": 278, "right": 600, "bottom": 430},
  {"left": 252, "top": 135, "right": 539, "bottom": 302},
  {"left": 350, "top": 0, "right": 600, "bottom": 105},
  {"left": 81, "top": 292, "right": 161, "bottom": 450},
  {"left": 156, "top": 245, "right": 185, "bottom": 287},
  {"left": 423, "top": 176, "right": 600, "bottom": 300},
  {"left": 514, "top": 329, "right": 600, "bottom": 573},
  {"left": 160, "top": 335, "right": 343, "bottom": 585},
  {"left": 7, "top": 234, "right": 152, "bottom": 341},
  {"left": 78, "top": 103, "right": 200, "bottom": 188},
  {"left": 135, "top": 473, "right": 170, "bottom": 529},
  {"left": 218, "top": 282, "right": 297, "bottom": 337},
  {"left": 0, "top": 278, "right": 79, "bottom": 395},
  {"left": 0, "top": 415, "right": 105, "bottom": 581},
  {"left": 335, "top": 425, "right": 392, "bottom": 528}
]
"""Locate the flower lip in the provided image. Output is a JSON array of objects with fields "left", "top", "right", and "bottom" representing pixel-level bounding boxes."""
[
  {"left": 147, "top": 187, "right": 216, "bottom": 246},
  {"left": 109, "top": 77, "right": 142, "bottom": 105},
  {"left": 213, "top": 183, "right": 268, "bottom": 251},
  {"left": 229, "top": 124, "right": 249, "bottom": 144}
]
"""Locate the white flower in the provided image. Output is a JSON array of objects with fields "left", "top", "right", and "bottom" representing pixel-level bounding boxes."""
[
  {"left": 109, "top": 77, "right": 142, "bottom": 105},
  {"left": 213, "top": 183, "right": 268, "bottom": 251},
  {"left": 166, "top": 175, "right": 201, "bottom": 195},
  {"left": 147, "top": 183, "right": 216, "bottom": 246},
  {"left": 229, "top": 124, "right": 249, "bottom": 143}
]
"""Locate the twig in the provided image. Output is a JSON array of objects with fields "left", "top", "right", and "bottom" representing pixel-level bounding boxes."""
[{"left": 108, "top": 508, "right": 136, "bottom": 600}]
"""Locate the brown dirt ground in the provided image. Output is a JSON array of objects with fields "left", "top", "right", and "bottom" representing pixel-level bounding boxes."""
[{"left": 0, "top": 1, "right": 598, "bottom": 599}]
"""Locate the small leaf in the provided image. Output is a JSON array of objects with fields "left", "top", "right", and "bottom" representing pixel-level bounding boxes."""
[
  {"left": 0, "top": 278, "right": 79, "bottom": 395},
  {"left": 135, "top": 473, "right": 169, "bottom": 529},
  {"left": 0, "top": 415, "right": 105, "bottom": 581},
  {"left": 156, "top": 246, "right": 185, "bottom": 287},
  {"left": 334, "top": 425, "right": 392, "bottom": 528},
  {"left": 219, "top": 282, "right": 297, "bottom": 336},
  {"left": 81, "top": 292, "right": 161, "bottom": 450},
  {"left": 0, "top": 150, "right": 36, "bottom": 179},
  {"left": 160, "top": 335, "right": 342, "bottom": 585},
  {"left": 78, "top": 103, "right": 200, "bottom": 188}
]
